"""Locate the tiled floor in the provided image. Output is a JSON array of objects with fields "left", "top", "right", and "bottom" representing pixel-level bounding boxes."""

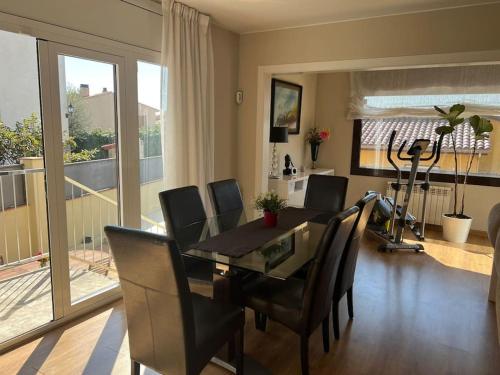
[{"left": 0, "top": 263, "right": 117, "bottom": 343}]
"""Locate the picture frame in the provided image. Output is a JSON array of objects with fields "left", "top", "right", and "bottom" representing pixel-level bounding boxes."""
[{"left": 270, "top": 78, "right": 303, "bottom": 135}]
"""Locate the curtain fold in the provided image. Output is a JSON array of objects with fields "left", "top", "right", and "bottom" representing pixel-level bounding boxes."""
[
  {"left": 161, "top": 0, "right": 214, "bottom": 201},
  {"left": 349, "top": 65, "right": 500, "bottom": 119}
]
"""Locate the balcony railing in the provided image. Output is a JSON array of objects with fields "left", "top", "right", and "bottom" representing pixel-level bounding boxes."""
[{"left": 0, "top": 166, "right": 165, "bottom": 273}]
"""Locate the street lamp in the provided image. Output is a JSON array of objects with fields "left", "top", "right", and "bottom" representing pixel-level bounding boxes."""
[{"left": 65, "top": 103, "right": 74, "bottom": 118}]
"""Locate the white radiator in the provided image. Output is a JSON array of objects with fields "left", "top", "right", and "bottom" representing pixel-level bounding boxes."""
[{"left": 385, "top": 182, "right": 452, "bottom": 226}]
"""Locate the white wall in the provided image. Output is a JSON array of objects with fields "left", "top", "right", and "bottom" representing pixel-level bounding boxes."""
[
  {"left": 0, "top": 30, "right": 40, "bottom": 127},
  {"left": 270, "top": 73, "right": 317, "bottom": 172}
]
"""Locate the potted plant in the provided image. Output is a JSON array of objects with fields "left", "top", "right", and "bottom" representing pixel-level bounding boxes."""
[
  {"left": 255, "top": 192, "right": 287, "bottom": 227},
  {"left": 434, "top": 104, "right": 493, "bottom": 243},
  {"left": 305, "top": 128, "right": 330, "bottom": 169}
]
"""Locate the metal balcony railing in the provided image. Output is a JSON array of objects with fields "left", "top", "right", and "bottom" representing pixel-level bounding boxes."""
[{"left": 0, "top": 168, "right": 165, "bottom": 273}]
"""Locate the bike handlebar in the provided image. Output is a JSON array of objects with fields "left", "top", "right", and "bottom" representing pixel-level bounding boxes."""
[{"left": 387, "top": 130, "right": 401, "bottom": 182}]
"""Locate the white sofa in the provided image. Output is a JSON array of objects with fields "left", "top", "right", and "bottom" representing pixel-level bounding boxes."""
[{"left": 488, "top": 203, "right": 500, "bottom": 344}]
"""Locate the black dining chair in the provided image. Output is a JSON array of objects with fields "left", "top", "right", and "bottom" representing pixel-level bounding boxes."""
[
  {"left": 332, "top": 192, "right": 377, "bottom": 340},
  {"left": 207, "top": 179, "right": 244, "bottom": 215},
  {"left": 304, "top": 175, "right": 349, "bottom": 222},
  {"left": 105, "top": 226, "right": 245, "bottom": 375},
  {"left": 242, "top": 206, "right": 360, "bottom": 375},
  {"left": 159, "top": 186, "right": 213, "bottom": 282},
  {"left": 207, "top": 179, "right": 244, "bottom": 232}
]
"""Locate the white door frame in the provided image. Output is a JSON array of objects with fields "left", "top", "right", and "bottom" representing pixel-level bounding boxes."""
[
  {"left": 254, "top": 50, "right": 500, "bottom": 200},
  {"left": 40, "top": 41, "right": 128, "bottom": 316}
]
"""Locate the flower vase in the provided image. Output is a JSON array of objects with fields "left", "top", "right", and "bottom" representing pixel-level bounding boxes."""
[
  {"left": 310, "top": 142, "right": 320, "bottom": 169},
  {"left": 263, "top": 210, "right": 278, "bottom": 228}
]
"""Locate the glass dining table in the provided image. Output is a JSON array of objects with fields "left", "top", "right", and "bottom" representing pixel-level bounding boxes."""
[
  {"left": 177, "top": 206, "right": 332, "bottom": 280},
  {"left": 175, "top": 206, "right": 332, "bottom": 374}
]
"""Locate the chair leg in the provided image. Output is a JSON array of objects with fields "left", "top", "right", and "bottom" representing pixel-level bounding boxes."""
[
  {"left": 131, "top": 360, "right": 140, "bottom": 375},
  {"left": 347, "top": 287, "right": 354, "bottom": 319},
  {"left": 322, "top": 315, "right": 330, "bottom": 353},
  {"left": 300, "top": 335, "right": 310, "bottom": 375},
  {"left": 235, "top": 327, "right": 245, "bottom": 375},
  {"left": 254, "top": 311, "right": 267, "bottom": 332},
  {"left": 332, "top": 301, "right": 340, "bottom": 340}
]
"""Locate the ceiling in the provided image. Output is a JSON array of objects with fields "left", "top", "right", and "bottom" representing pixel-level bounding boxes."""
[{"left": 173, "top": 0, "right": 499, "bottom": 34}]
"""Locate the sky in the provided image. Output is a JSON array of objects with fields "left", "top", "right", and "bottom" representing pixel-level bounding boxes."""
[{"left": 63, "top": 57, "right": 163, "bottom": 110}]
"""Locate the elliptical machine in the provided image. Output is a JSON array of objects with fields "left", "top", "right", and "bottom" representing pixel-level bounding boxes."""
[{"left": 375, "top": 130, "right": 444, "bottom": 252}]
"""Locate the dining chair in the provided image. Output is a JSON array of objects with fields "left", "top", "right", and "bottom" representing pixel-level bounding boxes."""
[
  {"left": 105, "top": 226, "right": 245, "bottom": 375},
  {"left": 207, "top": 179, "right": 244, "bottom": 215},
  {"left": 242, "top": 206, "right": 360, "bottom": 375},
  {"left": 207, "top": 179, "right": 244, "bottom": 232},
  {"left": 304, "top": 175, "right": 349, "bottom": 221},
  {"left": 159, "top": 186, "right": 213, "bottom": 281},
  {"left": 332, "top": 192, "right": 377, "bottom": 340}
]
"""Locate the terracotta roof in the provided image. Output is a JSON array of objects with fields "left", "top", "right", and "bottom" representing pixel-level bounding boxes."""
[{"left": 361, "top": 118, "right": 491, "bottom": 154}]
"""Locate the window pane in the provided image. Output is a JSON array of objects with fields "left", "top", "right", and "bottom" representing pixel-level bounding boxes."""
[
  {"left": 0, "top": 29, "right": 53, "bottom": 342},
  {"left": 359, "top": 117, "right": 500, "bottom": 178},
  {"left": 58, "top": 55, "right": 120, "bottom": 304},
  {"left": 137, "top": 61, "right": 165, "bottom": 233}
]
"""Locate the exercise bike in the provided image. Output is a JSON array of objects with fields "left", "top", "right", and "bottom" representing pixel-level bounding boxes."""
[{"left": 372, "top": 130, "right": 443, "bottom": 252}]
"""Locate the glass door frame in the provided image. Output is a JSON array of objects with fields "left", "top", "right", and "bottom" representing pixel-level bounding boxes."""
[{"left": 38, "top": 41, "right": 132, "bottom": 316}]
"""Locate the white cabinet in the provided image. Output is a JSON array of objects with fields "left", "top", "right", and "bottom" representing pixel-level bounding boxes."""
[{"left": 268, "top": 168, "right": 335, "bottom": 207}]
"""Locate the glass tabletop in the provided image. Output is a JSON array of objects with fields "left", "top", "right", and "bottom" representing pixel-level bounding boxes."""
[{"left": 179, "top": 207, "right": 329, "bottom": 280}]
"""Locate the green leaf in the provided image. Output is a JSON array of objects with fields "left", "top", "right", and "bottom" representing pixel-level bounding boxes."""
[
  {"left": 435, "top": 125, "right": 454, "bottom": 135},
  {"left": 434, "top": 106, "right": 446, "bottom": 115},
  {"left": 469, "top": 115, "right": 494, "bottom": 137},
  {"left": 449, "top": 104, "right": 465, "bottom": 116}
]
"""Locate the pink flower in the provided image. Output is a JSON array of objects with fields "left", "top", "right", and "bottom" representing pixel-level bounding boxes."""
[{"left": 320, "top": 130, "right": 330, "bottom": 140}]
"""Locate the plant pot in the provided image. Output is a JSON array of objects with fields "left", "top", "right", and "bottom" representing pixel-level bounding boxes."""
[
  {"left": 442, "top": 214, "right": 473, "bottom": 243},
  {"left": 310, "top": 142, "right": 320, "bottom": 169},
  {"left": 263, "top": 210, "right": 278, "bottom": 228}
]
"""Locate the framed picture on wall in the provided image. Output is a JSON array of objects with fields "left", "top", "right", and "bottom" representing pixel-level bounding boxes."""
[{"left": 270, "top": 78, "right": 303, "bottom": 135}]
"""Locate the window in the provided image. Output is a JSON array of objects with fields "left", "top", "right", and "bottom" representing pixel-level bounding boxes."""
[
  {"left": 137, "top": 60, "right": 166, "bottom": 233},
  {"left": 351, "top": 115, "right": 500, "bottom": 186}
]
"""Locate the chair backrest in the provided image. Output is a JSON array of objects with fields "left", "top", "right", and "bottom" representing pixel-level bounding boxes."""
[
  {"left": 334, "top": 192, "right": 378, "bottom": 299},
  {"left": 304, "top": 175, "right": 349, "bottom": 213},
  {"left": 159, "top": 186, "right": 207, "bottom": 244},
  {"left": 207, "top": 179, "right": 244, "bottom": 215},
  {"left": 104, "top": 226, "right": 194, "bottom": 374},
  {"left": 302, "top": 206, "right": 359, "bottom": 333},
  {"left": 488, "top": 203, "right": 500, "bottom": 248}
]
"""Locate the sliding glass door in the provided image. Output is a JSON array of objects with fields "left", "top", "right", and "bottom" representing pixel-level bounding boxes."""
[
  {"left": 0, "top": 26, "right": 159, "bottom": 348},
  {"left": 42, "top": 42, "right": 125, "bottom": 313}
]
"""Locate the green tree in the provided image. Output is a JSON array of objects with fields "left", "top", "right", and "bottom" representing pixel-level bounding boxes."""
[
  {"left": 66, "top": 85, "right": 91, "bottom": 137},
  {"left": 139, "top": 122, "right": 162, "bottom": 157},
  {"left": 0, "top": 113, "right": 98, "bottom": 165}
]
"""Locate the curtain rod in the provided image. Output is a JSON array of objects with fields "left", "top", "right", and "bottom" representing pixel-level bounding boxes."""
[{"left": 121, "top": 0, "right": 211, "bottom": 18}]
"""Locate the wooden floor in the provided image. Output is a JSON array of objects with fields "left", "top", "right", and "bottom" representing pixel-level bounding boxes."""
[{"left": 1, "top": 231, "right": 499, "bottom": 375}]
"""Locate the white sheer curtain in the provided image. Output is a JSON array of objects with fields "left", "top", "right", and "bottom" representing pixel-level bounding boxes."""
[
  {"left": 349, "top": 65, "right": 500, "bottom": 119},
  {"left": 161, "top": 0, "right": 214, "bottom": 200}
]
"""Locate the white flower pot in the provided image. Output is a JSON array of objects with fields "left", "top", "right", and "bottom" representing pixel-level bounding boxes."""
[{"left": 442, "top": 214, "right": 473, "bottom": 243}]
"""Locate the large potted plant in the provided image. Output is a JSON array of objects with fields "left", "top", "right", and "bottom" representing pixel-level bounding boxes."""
[
  {"left": 255, "top": 192, "right": 287, "bottom": 227},
  {"left": 434, "top": 104, "right": 493, "bottom": 243}
]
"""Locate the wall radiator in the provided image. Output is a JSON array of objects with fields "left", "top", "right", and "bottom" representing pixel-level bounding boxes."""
[{"left": 385, "top": 182, "right": 452, "bottom": 226}]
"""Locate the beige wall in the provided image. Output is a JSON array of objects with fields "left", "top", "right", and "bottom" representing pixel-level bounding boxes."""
[
  {"left": 271, "top": 73, "right": 318, "bottom": 172},
  {"left": 314, "top": 72, "right": 499, "bottom": 231},
  {"left": 212, "top": 25, "right": 240, "bottom": 181},
  {"left": 237, "top": 4, "right": 500, "bottom": 230}
]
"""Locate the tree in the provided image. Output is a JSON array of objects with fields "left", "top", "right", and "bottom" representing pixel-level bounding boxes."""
[
  {"left": 0, "top": 113, "right": 98, "bottom": 165},
  {"left": 0, "top": 113, "right": 43, "bottom": 165},
  {"left": 66, "top": 85, "right": 91, "bottom": 137}
]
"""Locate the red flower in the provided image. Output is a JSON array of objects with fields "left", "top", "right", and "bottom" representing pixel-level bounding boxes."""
[{"left": 319, "top": 130, "right": 330, "bottom": 140}]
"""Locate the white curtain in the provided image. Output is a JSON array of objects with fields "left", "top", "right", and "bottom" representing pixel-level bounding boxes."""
[
  {"left": 161, "top": 0, "right": 214, "bottom": 200},
  {"left": 349, "top": 65, "right": 500, "bottom": 119}
]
